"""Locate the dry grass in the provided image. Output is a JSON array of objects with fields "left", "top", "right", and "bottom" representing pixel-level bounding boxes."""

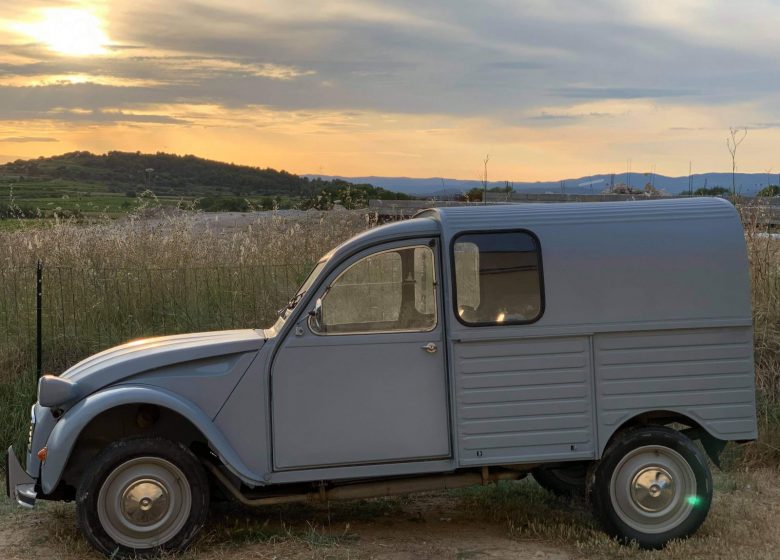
[
  {"left": 0, "top": 209, "right": 374, "bottom": 269},
  {"left": 1, "top": 471, "right": 779, "bottom": 559},
  {"left": 736, "top": 200, "right": 780, "bottom": 466},
  {"left": 0, "top": 209, "right": 374, "bottom": 454}
]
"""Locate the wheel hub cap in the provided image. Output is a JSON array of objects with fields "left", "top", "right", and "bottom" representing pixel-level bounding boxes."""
[
  {"left": 122, "top": 480, "right": 170, "bottom": 525},
  {"left": 97, "top": 456, "right": 192, "bottom": 549},
  {"left": 631, "top": 466, "right": 674, "bottom": 512},
  {"left": 609, "top": 445, "right": 697, "bottom": 534}
]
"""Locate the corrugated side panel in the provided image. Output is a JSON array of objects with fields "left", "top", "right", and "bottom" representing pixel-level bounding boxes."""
[
  {"left": 595, "top": 327, "right": 757, "bottom": 449},
  {"left": 455, "top": 336, "right": 596, "bottom": 466}
]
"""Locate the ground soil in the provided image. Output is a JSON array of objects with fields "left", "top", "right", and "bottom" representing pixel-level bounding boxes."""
[{"left": 2, "top": 470, "right": 780, "bottom": 560}]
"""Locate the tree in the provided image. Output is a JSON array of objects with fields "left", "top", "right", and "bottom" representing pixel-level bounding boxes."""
[
  {"left": 693, "top": 186, "right": 730, "bottom": 197},
  {"left": 726, "top": 127, "right": 747, "bottom": 197},
  {"left": 464, "top": 187, "right": 484, "bottom": 202},
  {"left": 481, "top": 155, "right": 489, "bottom": 204},
  {"left": 757, "top": 185, "right": 780, "bottom": 197}
]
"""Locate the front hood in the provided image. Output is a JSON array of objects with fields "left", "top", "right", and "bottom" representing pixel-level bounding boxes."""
[{"left": 56, "top": 329, "right": 265, "bottom": 398}]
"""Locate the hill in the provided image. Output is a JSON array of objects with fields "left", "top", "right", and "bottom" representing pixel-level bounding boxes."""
[
  {"left": 0, "top": 151, "right": 403, "bottom": 198},
  {"left": 0, "top": 151, "right": 409, "bottom": 217}
]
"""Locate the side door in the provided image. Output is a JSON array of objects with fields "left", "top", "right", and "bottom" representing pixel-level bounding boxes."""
[{"left": 270, "top": 238, "right": 450, "bottom": 470}]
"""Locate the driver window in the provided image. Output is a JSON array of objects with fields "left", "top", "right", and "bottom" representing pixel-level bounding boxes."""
[{"left": 311, "top": 245, "right": 437, "bottom": 334}]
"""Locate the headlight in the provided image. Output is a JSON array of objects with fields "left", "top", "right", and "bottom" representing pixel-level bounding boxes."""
[{"left": 37, "top": 375, "right": 78, "bottom": 408}]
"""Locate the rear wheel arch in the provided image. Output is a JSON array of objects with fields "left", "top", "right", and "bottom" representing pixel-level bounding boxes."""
[{"left": 600, "top": 410, "right": 723, "bottom": 458}]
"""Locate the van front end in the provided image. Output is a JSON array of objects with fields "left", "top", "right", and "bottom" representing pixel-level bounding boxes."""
[{"left": 6, "top": 403, "right": 48, "bottom": 508}]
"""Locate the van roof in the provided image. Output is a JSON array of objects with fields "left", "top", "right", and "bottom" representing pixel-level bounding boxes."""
[{"left": 417, "top": 197, "right": 736, "bottom": 233}]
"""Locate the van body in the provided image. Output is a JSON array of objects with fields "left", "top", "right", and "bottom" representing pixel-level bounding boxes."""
[{"left": 7, "top": 198, "right": 756, "bottom": 555}]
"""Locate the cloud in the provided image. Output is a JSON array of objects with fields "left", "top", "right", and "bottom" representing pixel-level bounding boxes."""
[
  {"left": 0, "top": 106, "right": 188, "bottom": 124},
  {"left": 48, "top": 109, "right": 189, "bottom": 124},
  {"left": 748, "top": 122, "right": 780, "bottom": 130},
  {"left": 1, "top": 1, "right": 780, "bottom": 178},
  {"left": 0, "top": 135, "right": 58, "bottom": 142},
  {"left": 552, "top": 87, "right": 699, "bottom": 100}
]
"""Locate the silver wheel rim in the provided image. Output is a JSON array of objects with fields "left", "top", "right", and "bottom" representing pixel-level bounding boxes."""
[
  {"left": 609, "top": 445, "right": 697, "bottom": 534},
  {"left": 97, "top": 457, "right": 192, "bottom": 549}
]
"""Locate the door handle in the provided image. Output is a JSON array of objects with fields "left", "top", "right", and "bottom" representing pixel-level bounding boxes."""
[{"left": 421, "top": 342, "right": 437, "bottom": 353}]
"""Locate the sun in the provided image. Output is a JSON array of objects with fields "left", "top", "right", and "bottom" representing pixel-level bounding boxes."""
[{"left": 15, "top": 8, "right": 109, "bottom": 56}]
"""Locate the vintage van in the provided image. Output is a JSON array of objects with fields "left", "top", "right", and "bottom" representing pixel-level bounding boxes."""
[{"left": 7, "top": 198, "right": 756, "bottom": 556}]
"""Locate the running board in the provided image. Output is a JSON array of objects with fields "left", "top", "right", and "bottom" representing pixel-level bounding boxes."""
[{"left": 205, "top": 462, "right": 524, "bottom": 507}]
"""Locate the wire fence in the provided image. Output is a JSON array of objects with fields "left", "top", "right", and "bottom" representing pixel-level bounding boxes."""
[{"left": 0, "top": 261, "right": 312, "bottom": 384}]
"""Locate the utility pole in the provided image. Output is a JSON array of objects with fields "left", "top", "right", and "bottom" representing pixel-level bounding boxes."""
[
  {"left": 627, "top": 159, "right": 632, "bottom": 191},
  {"left": 481, "top": 154, "right": 489, "bottom": 205},
  {"left": 688, "top": 161, "right": 692, "bottom": 196}
]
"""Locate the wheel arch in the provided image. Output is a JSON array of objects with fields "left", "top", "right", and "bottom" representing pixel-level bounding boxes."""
[
  {"left": 599, "top": 409, "right": 726, "bottom": 465},
  {"left": 41, "top": 384, "right": 264, "bottom": 494}
]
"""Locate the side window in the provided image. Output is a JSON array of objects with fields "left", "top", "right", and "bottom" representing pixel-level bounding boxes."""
[
  {"left": 311, "top": 245, "right": 437, "bottom": 334},
  {"left": 453, "top": 232, "right": 542, "bottom": 325}
]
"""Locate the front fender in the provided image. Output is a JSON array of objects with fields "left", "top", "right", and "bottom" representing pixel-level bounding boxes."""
[{"left": 41, "top": 384, "right": 265, "bottom": 494}]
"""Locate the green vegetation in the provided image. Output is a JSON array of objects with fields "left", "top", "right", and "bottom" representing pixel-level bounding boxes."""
[
  {"left": 692, "top": 186, "right": 730, "bottom": 196},
  {"left": 0, "top": 151, "right": 409, "bottom": 218},
  {"left": 757, "top": 185, "right": 780, "bottom": 197}
]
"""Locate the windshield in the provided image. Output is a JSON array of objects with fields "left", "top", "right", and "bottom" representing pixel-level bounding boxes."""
[{"left": 272, "top": 257, "right": 329, "bottom": 328}]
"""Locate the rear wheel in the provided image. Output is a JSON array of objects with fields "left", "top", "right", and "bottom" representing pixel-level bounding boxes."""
[
  {"left": 532, "top": 463, "right": 588, "bottom": 497},
  {"left": 76, "top": 437, "right": 209, "bottom": 558},
  {"left": 590, "top": 426, "right": 712, "bottom": 549}
]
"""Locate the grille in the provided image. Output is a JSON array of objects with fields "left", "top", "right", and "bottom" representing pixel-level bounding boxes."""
[{"left": 27, "top": 405, "right": 35, "bottom": 456}]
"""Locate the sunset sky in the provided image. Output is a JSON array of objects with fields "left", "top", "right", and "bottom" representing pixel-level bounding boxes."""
[{"left": 1, "top": 1, "right": 779, "bottom": 180}]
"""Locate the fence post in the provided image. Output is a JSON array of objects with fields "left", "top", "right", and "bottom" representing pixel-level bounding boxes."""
[{"left": 36, "top": 259, "right": 43, "bottom": 378}]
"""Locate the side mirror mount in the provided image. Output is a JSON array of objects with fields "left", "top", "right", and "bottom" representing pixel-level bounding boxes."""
[{"left": 308, "top": 298, "right": 323, "bottom": 332}]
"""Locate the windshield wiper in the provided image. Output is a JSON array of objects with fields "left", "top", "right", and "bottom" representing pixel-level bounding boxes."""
[{"left": 278, "top": 291, "right": 305, "bottom": 317}]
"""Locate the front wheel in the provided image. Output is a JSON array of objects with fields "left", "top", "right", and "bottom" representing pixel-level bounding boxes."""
[
  {"left": 76, "top": 437, "right": 210, "bottom": 558},
  {"left": 590, "top": 426, "right": 712, "bottom": 549}
]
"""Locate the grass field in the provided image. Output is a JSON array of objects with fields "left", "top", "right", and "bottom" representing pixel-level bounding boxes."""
[{"left": 0, "top": 177, "right": 303, "bottom": 219}]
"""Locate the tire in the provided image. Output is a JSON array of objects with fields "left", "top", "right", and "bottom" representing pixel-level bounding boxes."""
[
  {"left": 532, "top": 463, "right": 588, "bottom": 497},
  {"left": 590, "top": 426, "right": 712, "bottom": 549},
  {"left": 76, "top": 437, "right": 210, "bottom": 558}
]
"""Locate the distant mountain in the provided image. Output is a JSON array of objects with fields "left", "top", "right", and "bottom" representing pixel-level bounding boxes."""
[{"left": 307, "top": 173, "right": 778, "bottom": 197}]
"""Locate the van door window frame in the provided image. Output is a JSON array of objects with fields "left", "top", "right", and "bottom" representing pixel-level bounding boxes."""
[
  {"left": 450, "top": 229, "right": 546, "bottom": 327},
  {"left": 308, "top": 243, "right": 439, "bottom": 336}
]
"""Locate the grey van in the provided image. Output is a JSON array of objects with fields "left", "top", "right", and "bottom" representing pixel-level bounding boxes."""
[{"left": 7, "top": 198, "right": 757, "bottom": 556}]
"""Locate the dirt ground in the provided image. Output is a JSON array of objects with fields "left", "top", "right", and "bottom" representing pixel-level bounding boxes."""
[{"left": 2, "top": 471, "right": 779, "bottom": 560}]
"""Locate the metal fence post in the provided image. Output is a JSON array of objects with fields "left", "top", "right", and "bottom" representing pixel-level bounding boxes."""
[{"left": 36, "top": 259, "right": 43, "bottom": 378}]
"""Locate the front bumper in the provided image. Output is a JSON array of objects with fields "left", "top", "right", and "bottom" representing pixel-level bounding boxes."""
[{"left": 5, "top": 446, "right": 36, "bottom": 508}]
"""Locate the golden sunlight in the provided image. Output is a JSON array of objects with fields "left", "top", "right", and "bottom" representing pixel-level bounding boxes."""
[{"left": 14, "top": 8, "right": 109, "bottom": 56}]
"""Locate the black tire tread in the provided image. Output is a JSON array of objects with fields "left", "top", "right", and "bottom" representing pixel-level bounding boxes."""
[
  {"left": 75, "top": 436, "right": 209, "bottom": 558},
  {"left": 590, "top": 425, "right": 712, "bottom": 549}
]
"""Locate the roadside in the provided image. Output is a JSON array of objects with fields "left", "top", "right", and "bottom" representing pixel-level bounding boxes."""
[{"left": 2, "top": 470, "right": 779, "bottom": 559}]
